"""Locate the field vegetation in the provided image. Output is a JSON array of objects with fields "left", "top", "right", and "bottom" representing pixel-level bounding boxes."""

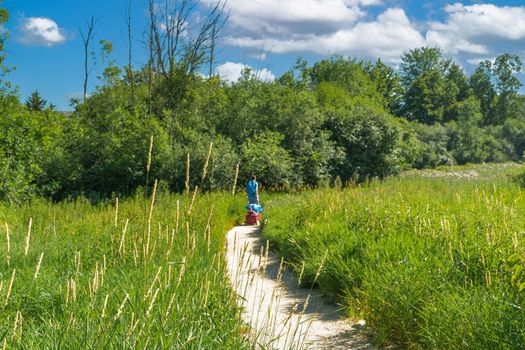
[
  {"left": 0, "top": 190, "right": 249, "bottom": 348},
  {"left": 263, "top": 164, "right": 525, "bottom": 349}
]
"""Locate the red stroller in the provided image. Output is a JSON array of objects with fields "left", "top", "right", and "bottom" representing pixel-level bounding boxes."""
[
  {"left": 245, "top": 209, "right": 260, "bottom": 225},
  {"left": 244, "top": 203, "right": 262, "bottom": 225}
]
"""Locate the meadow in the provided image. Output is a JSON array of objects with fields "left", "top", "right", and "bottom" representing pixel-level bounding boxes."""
[
  {"left": 0, "top": 188, "right": 250, "bottom": 349},
  {"left": 262, "top": 164, "right": 525, "bottom": 349}
]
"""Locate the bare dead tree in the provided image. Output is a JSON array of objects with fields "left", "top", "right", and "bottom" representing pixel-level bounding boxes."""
[
  {"left": 79, "top": 17, "right": 99, "bottom": 101},
  {"left": 126, "top": 0, "right": 135, "bottom": 103},
  {"left": 208, "top": 2, "right": 229, "bottom": 78},
  {"left": 146, "top": 0, "right": 228, "bottom": 110}
]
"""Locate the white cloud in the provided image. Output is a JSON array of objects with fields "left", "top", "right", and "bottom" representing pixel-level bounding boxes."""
[
  {"left": 213, "top": 1, "right": 525, "bottom": 68},
  {"left": 357, "top": 0, "right": 383, "bottom": 6},
  {"left": 426, "top": 4, "right": 525, "bottom": 55},
  {"left": 226, "top": 8, "right": 424, "bottom": 64},
  {"left": 223, "top": 0, "right": 365, "bottom": 36},
  {"left": 18, "top": 17, "right": 67, "bottom": 47},
  {"left": 250, "top": 52, "right": 268, "bottom": 61},
  {"left": 215, "top": 62, "right": 275, "bottom": 83},
  {"left": 466, "top": 57, "right": 497, "bottom": 66}
]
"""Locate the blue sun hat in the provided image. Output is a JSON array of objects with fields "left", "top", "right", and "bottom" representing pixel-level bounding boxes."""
[{"left": 246, "top": 203, "right": 263, "bottom": 213}]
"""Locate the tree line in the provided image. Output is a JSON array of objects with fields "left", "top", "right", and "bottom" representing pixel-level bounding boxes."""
[{"left": 1, "top": 2, "right": 524, "bottom": 203}]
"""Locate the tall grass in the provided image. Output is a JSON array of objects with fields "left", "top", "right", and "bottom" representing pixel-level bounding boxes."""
[
  {"left": 263, "top": 166, "right": 525, "bottom": 349},
  {"left": 0, "top": 191, "right": 249, "bottom": 349}
]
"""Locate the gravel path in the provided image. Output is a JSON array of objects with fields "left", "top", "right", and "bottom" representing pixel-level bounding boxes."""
[{"left": 226, "top": 225, "right": 374, "bottom": 350}]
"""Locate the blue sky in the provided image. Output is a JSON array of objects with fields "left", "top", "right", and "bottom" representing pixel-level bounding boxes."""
[{"left": 3, "top": 0, "right": 525, "bottom": 110}]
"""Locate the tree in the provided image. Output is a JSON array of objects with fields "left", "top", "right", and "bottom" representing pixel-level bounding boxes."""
[
  {"left": 366, "top": 58, "right": 403, "bottom": 115},
  {"left": 0, "top": 1, "right": 13, "bottom": 95},
  {"left": 25, "top": 91, "right": 47, "bottom": 111},
  {"left": 147, "top": 0, "right": 228, "bottom": 112},
  {"left": 240, "top": 131, "right": 295, "bottom": 189},
  {"left": 310, "top": 56, "right": 382, "bottom": 101},
  {"left": 326, "top": 104, "right": 401, "bottom": 181},
  {"left": 493, "top": 54, "right": 522, "bottom": 124},
  {"left": 469, "top": 61, "right": 496, "bottom": 123},
  {"left": 400, "top": 47, "right": 468, "bottom": 124},
  {"left": 125, "top": 0, "right": 135, "bottom": 104},
  {"left": 80, "top": 16, "right": 98, "bottom": 101},
  {"left": 470, "top": 54, "right": 522, "bottom": 125}
]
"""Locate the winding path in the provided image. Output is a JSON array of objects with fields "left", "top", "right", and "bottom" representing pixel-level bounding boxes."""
[{"left": 226, "top": 225, "right": 374, "bottom": 350}]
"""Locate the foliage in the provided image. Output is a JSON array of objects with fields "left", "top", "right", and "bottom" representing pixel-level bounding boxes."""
[
  {"left": 1, "top": 31, "right": 525, "bottom": 200},
  {"left": 325, "top": 104, "right": 400, "bottom": 181},
  {"left": 0, "top": 192, "right": 250, "bottom": 348},
  {"left": 25, "top": 91, "right": 48, "bottom": 111},
  {"left": 263, "top": 166, "right": 525, "bottom": 349},
  {"left": 240, "top": 131, "right": 295, "bottom": 189}
]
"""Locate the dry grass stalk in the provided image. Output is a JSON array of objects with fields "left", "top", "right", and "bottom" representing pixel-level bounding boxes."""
[
  {"left": 101, "top": 293, "right": 109, "bottom": 318},
  {"left": 133, "top": 242, "right": 138, "bottom": 266},
  {"left": 4, "top": 269, "right": 16, "bottom": 306},
  {"left": 5, "top": 222, "right": 10, "bottom": 267},
  {"left": 164, "top": 293, "right": 177, "bottom": 319},
  {"left": 146, "top": 179, "right": 158, "bottom": 258},
  {"left": 262, "top": 240, "right": 270, "bottom": 275},
  {"left": 11, "top": 310, "right": 22, "bottom": 341},
  {"left": 113, "top": 292, "right": 129, "bottom": 321},
  {"left": 232, "top": 163, "right": 239, "bottom": 195},
  {"left": 114, "top": 197, "right": 119, "bottom": 228},
  {"left": 313, "top": 250, "right": 328, "bottom": 285},
  {"left": 119, "top": 219, "right": 129, "bottom": 257},
  {"left": 185, "top": 222, "right": 190, "bottom": 249},
  {"left": 186, "top": 186, "right": 199, "bottom": 216},
  {"left": 297, "top": 261, "right": 306, "bottom": 288},
  {"left": 75, "top": 251, "right": 81, "bottom": 275},
  {"left": 203, "top": 279, "right": 211, "bottom": 306},
  {"left": 201, "top": 142, "right": 213, "bottom": 183},
  {"left": 144, "top": 267, "right": 162, "bottom": 301},
  {"left": 146, "top": 288, "right": 160, "bottom": 317},
  {"left": 146, "top": 135, "right": 154, "bottom": 173},
  {"left": 126, "top": 312, "right": 138, "bottom": 339},
  {"left": 24, "top": 218, "right": 32, "bottom": 256},
  {"left": 70, "top": 278, "right": 77, "bottom": 303},
  {"left": 34, "top": 252, "right": 44, "bottom": 279},
  {"left": 177, "top": 257, "right": 187, "bottom": 286},
  {"left": 91, "top": 262, "right": 100, "bottom": 296},
  {"left": 185, "top": 153, "right": 190, "bottom": 195},
  {"left": 176, "top": 200, "right": 180, "bottom": 233}
]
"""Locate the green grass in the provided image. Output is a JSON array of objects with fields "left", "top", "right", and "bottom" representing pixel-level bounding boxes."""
[
  {"left": 0, "top": 191, "right": 250, "bottom": 349},
  {"left": 263, "top": 165, "right": 525, "bottom": 349}
]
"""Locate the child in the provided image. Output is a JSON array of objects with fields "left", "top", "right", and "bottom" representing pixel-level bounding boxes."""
[{"left": 246, "top": 175, "right": 259, "bottom": 204}]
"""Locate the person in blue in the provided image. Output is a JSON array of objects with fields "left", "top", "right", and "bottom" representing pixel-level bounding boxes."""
[{"left": 246, "top": 175, "right": 259, "bottom": 204}]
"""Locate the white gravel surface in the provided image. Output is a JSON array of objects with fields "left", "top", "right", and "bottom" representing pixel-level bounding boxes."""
[{"left": 226, "top": 225, "right": 374, "bottom": 350}]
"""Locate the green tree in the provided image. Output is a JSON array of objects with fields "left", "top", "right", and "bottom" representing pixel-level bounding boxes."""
[
  {"left": 492, "top": 53, "right": 522, "bottom": 124},
  {"left": 326, "top": 103, "right": 401, "bottom": 181},
  {"left": 240, "top": 131, "right": 295, "bottom": 189},
  {"left": 310, "top": 56, "right": 383, "bottom": 102},
  {"left": 25, "top": 90, "right": 48, "bottom": 111},
  {"left": 365, "top": 58, "right": 403, "bottom": 115},
  {"left": 400, "top": 47, "right": 469, "bottom": 124},
  {"left": 0, "top": 1, "right": 13, "bottom": 95},
  {"left": 470, "top": 54, "right": 522, "bottom": 125},
  {"left": 469, "top": 61, "right": 496, "bottom": 123}
]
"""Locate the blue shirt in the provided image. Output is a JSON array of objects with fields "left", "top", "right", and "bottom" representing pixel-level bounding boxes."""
[{"left": 247, "top": 180, "right": 258, "bottom": 197}]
